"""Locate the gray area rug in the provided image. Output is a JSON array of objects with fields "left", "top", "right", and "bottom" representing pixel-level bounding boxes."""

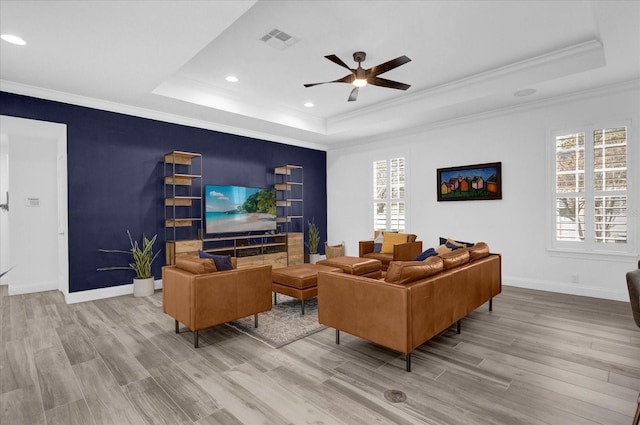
[{"left": 227, "top": 294, "right": 325, "bottom": 348}]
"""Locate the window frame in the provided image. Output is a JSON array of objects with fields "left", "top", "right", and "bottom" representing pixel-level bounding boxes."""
[
  {"left": 547, "top": 119, "right": 636, "bottom": 257},
  {"left": 372, "top": 156, "right": 406, "bottom": 232}
]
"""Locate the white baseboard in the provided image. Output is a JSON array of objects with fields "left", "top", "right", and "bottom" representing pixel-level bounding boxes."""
[
  {"left": 503, "top": 276, "right": 629, "bottom": 302},
  {"left": 63, "top": 279, "right": 163, "bottom": 304},
  {"left": 8, "top": 280, "right": 58, "bottom": 295}
]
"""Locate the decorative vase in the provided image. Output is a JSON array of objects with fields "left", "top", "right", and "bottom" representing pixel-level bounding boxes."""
[
  {"left": 133, "top": 277, "right": 154, "bottom": 297},
  {"left": 309, "top": 253, "right": 320, "bottom": 264}
]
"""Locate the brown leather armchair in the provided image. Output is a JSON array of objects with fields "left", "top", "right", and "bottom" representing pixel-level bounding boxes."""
[
  {"left": 162, "top": 258, "right": 272, "bottom": 347},
  {"left": 359, "top": 231, "right": 423, "bottom": 270}
]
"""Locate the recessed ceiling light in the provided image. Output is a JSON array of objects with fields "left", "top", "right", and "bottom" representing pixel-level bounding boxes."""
[
  {"left": 513, "top": 88, "right": 537, "bottom": 97},
  {"left": 225, "top": 76, "right": 238, "bottom": 83},
  {"left": 1, "top": 34, "right": 27, "bottom": 45},
  {"left": 304, "top": 102, "right": 314, "bottom": 108}
]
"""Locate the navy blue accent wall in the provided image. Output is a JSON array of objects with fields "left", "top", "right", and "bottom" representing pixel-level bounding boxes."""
[{"left": 1, "top": 91, "right": 327, "bottom": 292}]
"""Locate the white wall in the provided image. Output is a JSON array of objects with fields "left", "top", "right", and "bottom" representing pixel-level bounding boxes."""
[{"left": 327, "top": 83, "right": 640, "bottom": 301}]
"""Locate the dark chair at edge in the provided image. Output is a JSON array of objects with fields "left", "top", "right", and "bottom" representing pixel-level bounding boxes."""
[{"left": 626, "top": 259, "right": 640, "bottom": 425}]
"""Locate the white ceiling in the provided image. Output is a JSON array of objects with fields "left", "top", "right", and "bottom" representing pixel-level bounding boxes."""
[{"left": 1, "top": 0, "right": 639, "bottom": 150}]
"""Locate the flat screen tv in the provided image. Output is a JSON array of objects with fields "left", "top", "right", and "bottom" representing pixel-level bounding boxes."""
[{"left": 204, "top": 185, "right": 277, "bottom": 234}]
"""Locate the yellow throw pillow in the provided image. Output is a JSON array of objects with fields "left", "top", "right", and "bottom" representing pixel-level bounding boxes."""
[
  {"left": 380, "top": 232, "right": 408, "bottom": 254},
  {"left": 436, "top": 244, "right": 452, "bottom": 255}
]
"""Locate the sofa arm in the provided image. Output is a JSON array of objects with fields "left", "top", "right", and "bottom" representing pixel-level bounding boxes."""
[
  {"left": 359, "top": 240, "right": 374, "bottom": 256},
  {"left": 393, "top": 241, "right": 423, "bottom": 261}
]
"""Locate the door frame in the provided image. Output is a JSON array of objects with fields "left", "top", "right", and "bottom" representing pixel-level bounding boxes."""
[{"left": 0, "top": 115, "right": 69, "bottom": 296}]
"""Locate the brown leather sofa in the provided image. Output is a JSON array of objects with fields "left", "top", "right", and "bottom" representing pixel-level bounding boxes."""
[
  {"left": 317, "top": 247, "right": 501, "bottom": 371},
  {"left": 359, "top": 232, "right": 423, "bottom": 270},
  {"left": 162, "top": 256, "right": 272, "bottom": 348}
]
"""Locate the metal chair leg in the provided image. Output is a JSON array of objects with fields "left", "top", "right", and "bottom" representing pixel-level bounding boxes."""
[
  {"left": 406, "top": 353, "right": 411, "bottom": 372},
  {"left": 194, "top": 330, "right": 199, "bottom": 348},
  {"left": 456, "top": 320, "right": 461, "bottom": 334},
  {"left": 175, "top": 320, "right": 179, "bottom": 334},
  {"left": 336, "top": 329, "right": 340, "bottom": 344},
  {"left": 254, "top": 313, "right": 258, "bottom": 328}
]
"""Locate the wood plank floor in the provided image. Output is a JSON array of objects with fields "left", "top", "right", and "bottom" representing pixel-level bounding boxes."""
[{"left": 1, "top": 284, "right": 638, "bottom": 425}]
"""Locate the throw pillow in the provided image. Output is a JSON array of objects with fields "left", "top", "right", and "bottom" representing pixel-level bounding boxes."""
[
  {"left": 439, "top": 249, "right": 470, "bottom": 270},
  {"left": 373, "top": 232, "right": 384, "bottom": 253},
  {"left": 198, "top": 250, "right": 234, "bottom": 271},
  {"left": 381, "top": 232, "right": 408, "bottom": 254},
  {"left": 414, "top": 247, "right": 437, "bottom": 261},
  {"left": 385, "top": 256, "right": 443, "bottom": 285},
  {"left": 435, "top": 244, "right": 453, "bottom": 255},
  {"left": 468, "top": 242, "right": 490, "bottom": 260},
  {"left": 175, "top": 257, "right": 216, "bottom": 274},
  {"left": 439, "top": 237, "right": 475, "bottom": 248}
]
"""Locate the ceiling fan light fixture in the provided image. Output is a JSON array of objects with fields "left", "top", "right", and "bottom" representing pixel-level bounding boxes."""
[
  {"left": 353, "top": 78, "right": 367, "bottom": 88},
  {"left": 225, "top": 75, "right": 238, "bottom": 83},
  {"left": 1, "top": 34, "right": 26, "bottom": 45}
]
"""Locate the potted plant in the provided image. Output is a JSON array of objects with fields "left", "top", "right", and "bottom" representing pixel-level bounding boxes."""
[
  {"left": 306, "top": 219, "right": 320, "bottom": 264},
  {"left": 98, "top": 230, "right": 160, "bottom": 297}
]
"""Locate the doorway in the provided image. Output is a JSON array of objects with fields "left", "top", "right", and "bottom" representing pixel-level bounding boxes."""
[{"left": 0, "top": 115, "right": 69, "bottom": 297}]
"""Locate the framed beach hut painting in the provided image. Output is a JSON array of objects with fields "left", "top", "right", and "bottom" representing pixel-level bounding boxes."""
[{"left": 437, "top": 162, "right": 502, "bottom": 201}]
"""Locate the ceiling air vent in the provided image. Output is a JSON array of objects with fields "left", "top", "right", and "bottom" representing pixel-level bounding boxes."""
[{"left": 260, "top": 28, "right": 298, "bottom": 50}]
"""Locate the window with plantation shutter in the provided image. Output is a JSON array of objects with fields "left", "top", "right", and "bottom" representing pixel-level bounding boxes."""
[
  {"left": 373, "top": 157, "right": 405, "bottom": 232},
  {"left": 551, "top": 124, "right": 632, "bottom": 253}
]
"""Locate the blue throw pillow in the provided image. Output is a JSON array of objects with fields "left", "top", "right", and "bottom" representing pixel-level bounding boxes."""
[
  {"left": 445, "top": 241, "right": 461, "bottom": 251},
  {"left": 414, "top": 247, "right": 437, "bottom": 261},
  {"left": 198, "top": 250, "right": 233, "bottom": 271},
  {"left": 439, "top": 237, "right": 475, "bottom": 248}
]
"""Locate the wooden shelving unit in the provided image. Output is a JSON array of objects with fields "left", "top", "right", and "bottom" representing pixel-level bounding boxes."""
[
  {"left": 164, "top": 151, "right": 203, "bottom": 264},
  {"left": 274, "top": 165, "right": 303, "bottom": 233},
  {"left": 202, "top": 233, "right": 290, "bottom": 269},
  {"left": 274, "top": 165, "right": 304, "bottom": 265}
]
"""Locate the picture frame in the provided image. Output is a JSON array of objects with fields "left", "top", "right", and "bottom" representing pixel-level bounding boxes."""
[{"left": 437, "top": 162, "right": 502, "bottom": 201}]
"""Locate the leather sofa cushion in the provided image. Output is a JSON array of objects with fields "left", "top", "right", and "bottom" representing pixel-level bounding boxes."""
[
  {"left": 385, "top": 256, "right": 444, "bottom": 285},
  {"left": 381, "top": 233, "right": 409, "bottom": 254},
  {"left": 175, "top": 257, "right": 217, "bottom": 274},
  {"left": 440, "top": 249, "right": 470, "bottom": 270},
  {"left": 468, "top": 242, "right": 490, "bottom": 260}
]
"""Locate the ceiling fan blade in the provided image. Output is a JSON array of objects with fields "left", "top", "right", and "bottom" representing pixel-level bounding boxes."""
[
  {"left": 367, "top": 55, "right": 411, "bottom": 77},
  {"left": 304, "top": 73, "right": 354, "bottom": 88},
  {"left": 325, "top": 54, "right": 354, "bottom": 71},
  {"left": 368, "top": 76, "right": 411, "bottom": 91},
  {"left": 348, "top": 87, "right": 359, "bottom": 102}
]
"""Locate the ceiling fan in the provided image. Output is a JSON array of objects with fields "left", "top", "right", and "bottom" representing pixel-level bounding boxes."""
[{"left": 304, "top": 51, "right": 411, "bottom": 102}]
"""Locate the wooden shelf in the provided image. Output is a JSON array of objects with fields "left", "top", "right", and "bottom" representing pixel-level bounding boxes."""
[
  {"left": 164, "top": 174, "right": 201, "bottom": 185},
  {"left": 164, "top": 151, "right": 202, "bottom": 165},
  {"left": 165, "top": 196, "right": 201, "bottom": 206},
  {"left": 165, "top": 218, "right": 200, "bottom": 227}
]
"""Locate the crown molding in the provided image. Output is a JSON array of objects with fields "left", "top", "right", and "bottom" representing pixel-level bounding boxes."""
[
  {"left": 327, "top": 39, "right": 606, "bottom": 132},
  {"left": 329, "top": 78, "right": 640, "bottom": 151},
  {"left": 0, "top": 80, "right": 328, "bottom": 152}
]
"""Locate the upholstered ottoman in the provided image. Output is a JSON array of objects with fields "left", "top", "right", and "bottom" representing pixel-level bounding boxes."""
[
  {"left": 272, "top": 264, "right": 342, "bottom": 315},
  {"left": 317, "top": 256, "right": 382, "bottom": 279}
]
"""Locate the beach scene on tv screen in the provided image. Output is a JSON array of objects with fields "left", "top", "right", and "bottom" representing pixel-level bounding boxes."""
[{"left": 205, "top": 185, "right": 276, "bottom": 234}]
